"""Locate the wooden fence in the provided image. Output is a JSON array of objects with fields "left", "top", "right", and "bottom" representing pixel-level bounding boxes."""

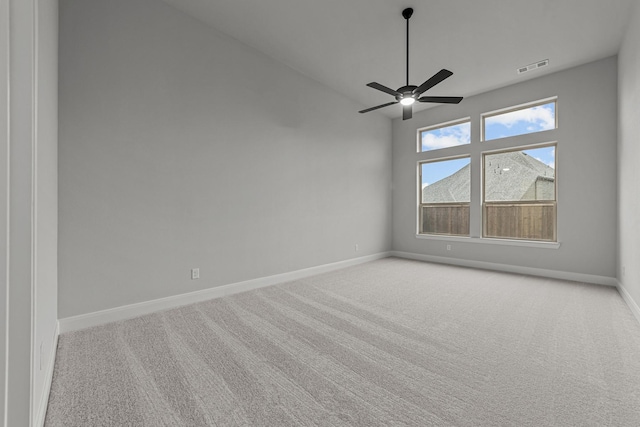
[
  {"left": 421, "top": 204, "right": 470, "bottom": 236},
  {"left": 484, "top": 202, "right": 555, "bottom": 241},
  {"left": 421, "top": 202, "right": 556, "bottom": 241}
]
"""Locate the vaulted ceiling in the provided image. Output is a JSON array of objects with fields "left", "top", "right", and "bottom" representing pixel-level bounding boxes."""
[{"left": 162, "top": 0, "right": 634, "bottom": 118}]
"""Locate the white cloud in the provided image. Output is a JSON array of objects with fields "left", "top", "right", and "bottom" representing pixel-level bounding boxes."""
[
  {"left": 421, "top": 124, "right": 470, "bottom": 151},
  {"left": 422, "top": 182, "right": 429, "bottom": 189},
  {"left": 487, "top": 105, "right": 555, "bottom": 131}
]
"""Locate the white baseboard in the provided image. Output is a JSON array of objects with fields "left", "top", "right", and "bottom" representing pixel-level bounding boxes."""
[
  {"left": 59, "top": 252, "right": 390, "bottom": 333},
  {"left": 390, "top": 251, "right": 618, "bottom": 287},
  {"left": 34, "top": 321, "right": 59, "bottom": 427},
  {"left": 59, "top": 250, "right": 625, "bottom": 334},
  {"left": 617, "top": 281, "right": 640, "bottom": 326}
]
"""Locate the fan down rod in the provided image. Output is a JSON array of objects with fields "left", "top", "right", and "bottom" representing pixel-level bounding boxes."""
[{"left": 403, "top": 8, "right": 414, "bottom": 86}]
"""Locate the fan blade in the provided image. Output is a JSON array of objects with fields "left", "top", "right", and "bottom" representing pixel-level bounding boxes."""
[
  {"left": 414, "top": 69, "right": 454, "bottom": 95},
  {"left": 366, "top": 82, "right": 400, "bottom": 96},
  {"left": 417, "top": 96, "right": 463, "bottom": 104},
  {"left": 403, "top": 104, "right": 412, "bottom": 120},
  {"left": 359, "top": 101, "right": 399, "bottom": 114}
]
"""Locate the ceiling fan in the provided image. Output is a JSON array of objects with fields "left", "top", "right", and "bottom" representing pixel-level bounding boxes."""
[{"left": 359, "top": 7, "right": 463, "bottom": 120}]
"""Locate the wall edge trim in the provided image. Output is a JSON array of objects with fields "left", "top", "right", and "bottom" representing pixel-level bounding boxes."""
[
  {"left": 390, "top": 251, "right": 618, "bottom": 287},
  {"left": 617, "top": 280, "right": 640, "bottom": 326},
  {"left": 34, "top": 321, "right": 58, "bottom": 427}
]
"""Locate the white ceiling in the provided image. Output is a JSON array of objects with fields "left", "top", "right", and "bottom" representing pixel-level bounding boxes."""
[{"left": 162, "top": 0, "right": 634, "bottom": 119}]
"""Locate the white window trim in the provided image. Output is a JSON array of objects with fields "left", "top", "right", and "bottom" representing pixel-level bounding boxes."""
[{"left": 414, "top": 233, "right": 561, "bottom": 249}]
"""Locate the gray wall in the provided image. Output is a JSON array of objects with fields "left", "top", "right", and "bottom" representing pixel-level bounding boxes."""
[
  {"left": 58, "top": 0, "right": 392, "bottom": 318},
  {"left": 0, "top": 3, "right": 8, "bottom": 423},
  {"left": 1, "top": 0, "right": 58, "bottom": 425},
  {"left": 392, "top": 57, "right": 618, "bottom": 279},
  {"left": 618, "top": 2, "right": 640, "bottom": 305}
]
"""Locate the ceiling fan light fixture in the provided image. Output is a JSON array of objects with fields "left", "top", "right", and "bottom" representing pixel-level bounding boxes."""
[{"left": 400, "top": 97, "right": 415, "bottom": 106}]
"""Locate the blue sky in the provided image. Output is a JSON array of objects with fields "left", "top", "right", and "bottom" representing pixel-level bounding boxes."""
[
  {"left": 421, "top": 102, "right": 556, "bottom": 188},
  {"left": 421, "top": 157, "right": 469, "bottom": 189}
]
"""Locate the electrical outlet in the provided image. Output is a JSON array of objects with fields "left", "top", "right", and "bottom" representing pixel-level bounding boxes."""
[
  {"left": 191, "top": 268, "right": 200, "bottom": 280},
  {"left": 355, "top": 244, "right": 359, "bottom": 252},
  {"left": 446, "top": 244, "right": 452, "bottom": 251}
]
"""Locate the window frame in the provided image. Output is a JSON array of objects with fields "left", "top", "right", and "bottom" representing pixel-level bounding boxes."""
[
  {"left": 481, "top": 97, "right": 558, "bottom": 142},
  {"left": 481, "top": 142, "right": 558, "bottom": 242}
]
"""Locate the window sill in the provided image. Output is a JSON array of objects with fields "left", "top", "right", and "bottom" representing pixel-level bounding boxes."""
[{"left": 415, "top": 234, "right": 560, "bottom": 249}]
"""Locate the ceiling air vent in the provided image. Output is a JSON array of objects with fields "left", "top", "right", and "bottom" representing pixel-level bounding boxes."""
[{"left": 517, "top": 59, "right": 549, "bottom": 75}]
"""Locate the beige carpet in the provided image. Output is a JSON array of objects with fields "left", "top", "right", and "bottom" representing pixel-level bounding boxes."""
[{"left": 45, "top": 258, "right": 640, "bottom": 426}]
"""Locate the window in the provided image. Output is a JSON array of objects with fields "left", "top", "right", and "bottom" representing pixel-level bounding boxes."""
[
  {"left": 419, "top": 157, "right": 470, "bottom": 236},
  {"left": 415, "top": 97, "right": 559, "bottom": 245},
  {"left": 418, "top": 119, "right": 470, "bottom": 152},
  {"left": 483, "top": 145, "right": 556, "bottom": 241},
  {"left": 483, "top": 99, "right": 556, "bottom": 141}
]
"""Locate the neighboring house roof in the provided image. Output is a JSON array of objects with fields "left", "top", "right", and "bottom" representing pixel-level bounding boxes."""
[
  {"left": 423, "top": 151, "right": 554, "bottom": 203},
  {"left": 423, "top": 164, "right": 471, "bottom": 203}
]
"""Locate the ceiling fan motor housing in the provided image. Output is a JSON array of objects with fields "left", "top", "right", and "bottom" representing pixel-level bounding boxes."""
[{"left": 396, "top": 85, "right": 418, "bottom": 102}]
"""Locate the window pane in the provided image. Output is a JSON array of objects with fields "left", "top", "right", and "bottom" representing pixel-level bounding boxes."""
[
  {"left": 420, "top": 157, "right": 470, "bottom": 236},
  {"left": 419, "top": 120, "right": 470, "bottom": 152},
  {"left": 483, "top": 145, "right": 556, "bottom": 242},
  {"left": 484, "top": 101, "right": 556, "bottom": 141},
  {"left": 421, "top": 158, "right": 471, "bottom": 203},
  {"left": 484, "top": 147, "right": 555, "bottom": 202}
]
